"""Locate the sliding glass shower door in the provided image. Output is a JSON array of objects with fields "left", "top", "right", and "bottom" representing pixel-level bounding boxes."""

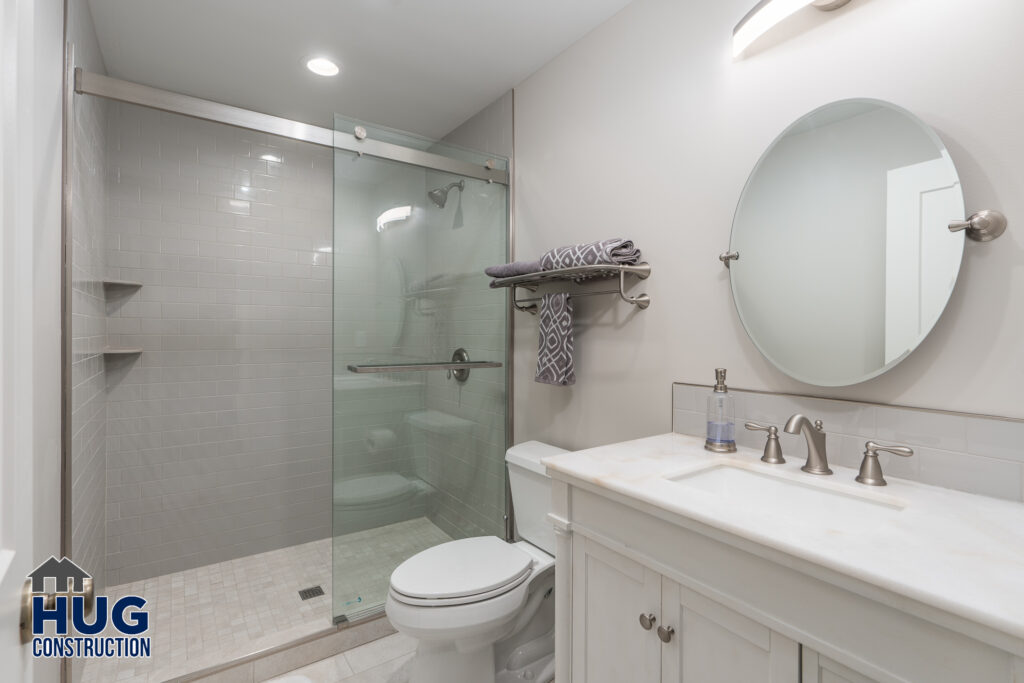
[{"left": 331, "top": 117, "right": 509, "bottom": 623}]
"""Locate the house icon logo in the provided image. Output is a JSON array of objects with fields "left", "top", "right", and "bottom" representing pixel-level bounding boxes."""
[
  {"left": 25, "top": 556, "right": 151, "bottom": 660},
  {"left": 28, "top": 556, "right": 92, "bottom": 594}
]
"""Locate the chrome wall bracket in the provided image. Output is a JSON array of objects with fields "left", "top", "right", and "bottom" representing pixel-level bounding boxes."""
[
  {"left": 719, "top": 251, "right": 740, "bottom": 268},
  {"left": 949, "top": 210, "right": 1007, "bottom": 242}
]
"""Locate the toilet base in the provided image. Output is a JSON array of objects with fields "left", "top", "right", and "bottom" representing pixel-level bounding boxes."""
[{"left": 409, "top": 641, "right": 495, "bottom": 683}]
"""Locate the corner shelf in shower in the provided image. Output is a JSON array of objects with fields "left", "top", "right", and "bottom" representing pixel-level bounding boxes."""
[
  {"left": 490, "top": 262, "right": 651, "bottom": 314},
  {"left": 102, "top": 279, "right": 144, "bottom": 289},
  {"left": 103, "top": 347, "right": 143, "bottom": 356}
]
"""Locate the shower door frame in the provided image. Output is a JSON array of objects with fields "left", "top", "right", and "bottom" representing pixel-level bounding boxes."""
[
  {"left": 61, "top": 67, "right": 518, "bottom": 570},
  {"left": 72, "top": 70, "right": 509, "bottom": 185}
]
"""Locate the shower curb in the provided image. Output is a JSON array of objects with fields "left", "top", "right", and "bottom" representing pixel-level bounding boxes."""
[{"left": 172, "top": 613, "right": 395, "bottom": 683}]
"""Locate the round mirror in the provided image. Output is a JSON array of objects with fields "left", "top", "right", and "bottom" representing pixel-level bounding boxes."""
[{"left": 729, "top": 99, "right": 964, "bottom": 386}]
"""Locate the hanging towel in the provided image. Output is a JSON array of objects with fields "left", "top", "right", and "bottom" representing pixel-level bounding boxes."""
[
  {"left": 484, "top": 260, "right": 542, "bottom": 279},
  {"left": 535, "top": 293, "right": 575, "bottom": 386},
  {"left": 540, "top": 238, "right": 641, "bottom": 271}
]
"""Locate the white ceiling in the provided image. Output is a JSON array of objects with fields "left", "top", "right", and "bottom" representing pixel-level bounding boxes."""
[{"left": 87, "top": 0, "right": 634, "bottom": 140}]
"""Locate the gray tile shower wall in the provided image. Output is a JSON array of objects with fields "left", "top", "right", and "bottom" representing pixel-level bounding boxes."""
[
  {"left": 673, "top": 383, "right": 1024, "bottom": 502},
  {"left": 102, "top": 103, "right": 334, "bottom": 584},
  {"left": 70, "top": 73, "right": 109, "bottom": 594}
]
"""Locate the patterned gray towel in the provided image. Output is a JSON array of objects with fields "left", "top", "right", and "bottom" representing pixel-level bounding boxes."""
[
  {"left": 539, "top": 238, "right": 641, "bottom": 270},
  {"left": 484, "top": 260, "right": 542, "bottom": 278},
  {"left": 535, "top": 293, "right": 575, "bottom": 386}
]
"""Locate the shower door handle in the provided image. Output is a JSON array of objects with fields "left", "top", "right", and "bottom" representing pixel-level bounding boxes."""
[
  {"left": 347, "top": 348, "right": 501, "bottom": 382},
  {"left": 346, "top": 361, "right": 502, "bottom": 373}
]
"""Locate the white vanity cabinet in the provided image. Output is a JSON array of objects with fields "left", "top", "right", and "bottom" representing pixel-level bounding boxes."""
[
  {"left": 569, "top": 536, "right": 661, "bottom": 682},
  {"left": 801, "top": 649, "right": 877, "bottom": 683},
  {"left": 549, "top": 473, "right": 1024, "bottom": 683},
  {"left": 571, "top": 534, "right": 798, "bottom": 683}
]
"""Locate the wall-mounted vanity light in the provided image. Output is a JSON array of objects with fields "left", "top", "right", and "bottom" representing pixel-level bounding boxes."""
[
  {"left": 376, "top": 206, "right": 412, "bottom": 233},
  {"left": 733, "top": 0, "right": 850, "bottom": 58}
]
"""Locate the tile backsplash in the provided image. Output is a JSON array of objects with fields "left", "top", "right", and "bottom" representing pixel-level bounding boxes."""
[{"left": 673, "top": 383, "right": 1024, "bottom": 502}]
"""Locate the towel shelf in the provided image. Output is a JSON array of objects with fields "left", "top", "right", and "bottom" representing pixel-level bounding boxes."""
[{"left": 489, "top": 263, "right": 651, "bottom": 314}]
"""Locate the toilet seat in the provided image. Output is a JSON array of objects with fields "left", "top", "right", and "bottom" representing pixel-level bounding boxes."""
[{"left": 389, "top": 537, "right": 534, "bottom": 607}]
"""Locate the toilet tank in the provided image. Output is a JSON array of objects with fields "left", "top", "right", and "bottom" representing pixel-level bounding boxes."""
[{"left": 506, "top": 441, "right": 567, "bottom": 555}]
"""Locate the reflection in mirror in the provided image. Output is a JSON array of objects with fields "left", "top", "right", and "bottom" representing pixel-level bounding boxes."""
[{"left": 729, "top": 99, "right": 964, "bottom": 387}]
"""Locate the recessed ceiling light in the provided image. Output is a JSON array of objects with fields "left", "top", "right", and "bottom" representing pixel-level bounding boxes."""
[
  {"left": 306, "top": 57, "right": 339, "bottom": 77},
  {"left": 260, "top": 153, "right": 282, "bottom": 163}
]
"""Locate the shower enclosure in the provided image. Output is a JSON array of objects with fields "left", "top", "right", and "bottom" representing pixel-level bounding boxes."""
[
  {"left": 67, "top": 67, "right": 509, "bottom": 681},
  {"left": 330, "top": 116, "right": 510, "bottom": 623}
]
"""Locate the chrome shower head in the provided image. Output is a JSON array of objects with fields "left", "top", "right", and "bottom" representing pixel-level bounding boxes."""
[
  {"left": 427, "top": 180, "right": 464, "bottom": 208},
  {"left": 427, "top": 188, "right": 447, "bottom": 208}
]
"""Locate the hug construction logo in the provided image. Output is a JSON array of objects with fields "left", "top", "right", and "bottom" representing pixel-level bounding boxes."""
[{"left": 26, "top": 556, "right": 151, "bottom": 659}]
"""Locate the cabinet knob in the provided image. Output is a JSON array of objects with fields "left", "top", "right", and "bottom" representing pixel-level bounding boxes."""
[
  {"left": 638, "top": 613, "right": 656, "bottom": 630},
  {"left": 657, "top": 625, "right": 675, "bottom": 643}
]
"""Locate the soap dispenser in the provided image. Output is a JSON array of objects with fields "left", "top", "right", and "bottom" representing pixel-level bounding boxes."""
[{"left": 705, "top": 368, "right": 736, "bottom": 453}]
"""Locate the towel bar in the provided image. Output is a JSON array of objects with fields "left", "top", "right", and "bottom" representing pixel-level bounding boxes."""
[
  {"left": 348, "top": 360, "right": 503, "bottom": 373},
  {"left": 490, "top": 263, "right": 651, "bottom": 314}
]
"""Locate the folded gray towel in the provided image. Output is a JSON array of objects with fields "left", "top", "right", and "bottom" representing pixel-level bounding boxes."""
[
  {"left": 535, "top": 293, "right": 575, "bottom": 386},
  {"left": 485, "top": 260, "right": 542, "bottom": 278},
  {"left": 540, "top": 238, "right": 640, "bottom": 271}
]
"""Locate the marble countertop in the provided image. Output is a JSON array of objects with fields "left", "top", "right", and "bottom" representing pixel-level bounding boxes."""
[{"left": 543, "top": 432, "right": 1024, "bottom": 646}]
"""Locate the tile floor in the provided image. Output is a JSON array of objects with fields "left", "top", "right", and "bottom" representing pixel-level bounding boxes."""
[
  {"left": 81, "top": 517, "right": 451, "bottom": 683},
  {"left": 332, "top": 518, "right": 453, "bottom": 622},
  {"left": 265, "top": 632, "right": 417, "bottom": 683}
]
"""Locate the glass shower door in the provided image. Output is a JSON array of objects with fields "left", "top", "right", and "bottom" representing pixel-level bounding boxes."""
[{"left": 331, "top": 117, "right": 509, "bottom": 623}]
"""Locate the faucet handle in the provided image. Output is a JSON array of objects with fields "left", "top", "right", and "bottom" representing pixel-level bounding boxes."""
[
  {"left": 856, "top": 441, "right": 914, "bottom": 486},
  {"left": 814, "top": 420, "right": 824, "bottom": 431},
  {"left": 745, "top": 422, "right": 785, "bottom": 464}
]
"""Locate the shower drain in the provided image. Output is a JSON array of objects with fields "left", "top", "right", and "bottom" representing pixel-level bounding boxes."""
[{"left": 298, "top": 585, "right": 325, "bottom": 600}]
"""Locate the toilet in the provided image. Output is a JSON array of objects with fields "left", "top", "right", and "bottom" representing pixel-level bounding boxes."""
[{"left": 385, "top": 441, "right": 567, "bottom": 683}]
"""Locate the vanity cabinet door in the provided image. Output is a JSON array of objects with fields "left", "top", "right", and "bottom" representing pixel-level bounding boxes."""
[
  {"left": 571, "top": 536, "right": 662, "bottom": 683},
  {"left": 801, "top": 648, "right": 878, "bottom": 683},
  {"left": 660, "top": 579, "right": 800, "bottom": 683}
]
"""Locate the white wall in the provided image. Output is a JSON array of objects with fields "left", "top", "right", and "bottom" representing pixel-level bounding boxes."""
[
  {"left": 0, "top": 0, "right": 65, "bottom": 681},
  {"left": 443, "top": 90, "right": 514, "bottom": 160},
  {"left": 512, "top": 0, "right": 1024, "bottom": 450}
]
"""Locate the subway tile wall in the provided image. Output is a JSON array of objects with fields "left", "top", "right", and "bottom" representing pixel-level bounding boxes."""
[
  {"left": 673, "top": 383, "right": 1024, "bottom": 501},
  {"left": 103, "top": 103, "right": 334, "bottom": 584},
  {"left": 70, "top": 83, "right": 109, "bottom": 593}
]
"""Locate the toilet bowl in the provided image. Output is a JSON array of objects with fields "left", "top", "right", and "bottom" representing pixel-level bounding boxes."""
[{"left": 385, "top": 441, "right": 566, "bottom": 683}]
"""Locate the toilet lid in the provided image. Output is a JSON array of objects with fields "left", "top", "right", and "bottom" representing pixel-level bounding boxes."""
[{"left": 390, "top": 537, "right": 533, "bottom": 600}]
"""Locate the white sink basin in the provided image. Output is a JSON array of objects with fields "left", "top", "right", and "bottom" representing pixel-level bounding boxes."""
[{"left": 668, "top": 463, "right": 905, "bottom": 521}]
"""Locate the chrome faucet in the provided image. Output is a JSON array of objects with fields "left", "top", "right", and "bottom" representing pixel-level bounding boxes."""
[{"left": 783, "top": 414, "right": 832, "bottom": 475}]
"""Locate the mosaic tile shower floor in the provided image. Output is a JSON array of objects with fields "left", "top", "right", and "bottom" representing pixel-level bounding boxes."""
[{"left": 81, "top": 517, "right": 451, "bottom": 683}]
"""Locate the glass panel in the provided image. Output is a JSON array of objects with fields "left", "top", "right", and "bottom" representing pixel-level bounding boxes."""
[{"left": 332, "top": 117, "right": 509, "bottom": 622}]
